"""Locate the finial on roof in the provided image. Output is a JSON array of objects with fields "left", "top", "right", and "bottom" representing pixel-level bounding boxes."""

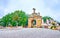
[
  {"left": 38, "top": 12, "right": 40, "bottom": 16},
  {"left": 33, "top": 8, "right": 36, "bottom": 13}
]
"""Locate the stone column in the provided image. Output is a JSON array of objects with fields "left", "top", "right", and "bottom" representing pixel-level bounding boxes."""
[
  {"left": 28, "top": 18, "right": 33, "bottom": 28},
  {"left": 36, "top": 18, "right": 42, "bottom": 28},
  {"left": 28, "top": 19, "right": 32, "bottom": 28}
]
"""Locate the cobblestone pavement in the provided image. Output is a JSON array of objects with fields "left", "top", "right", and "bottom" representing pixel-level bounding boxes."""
[{"left": 0, "top": 28, "right": 60, "bottom": 38}]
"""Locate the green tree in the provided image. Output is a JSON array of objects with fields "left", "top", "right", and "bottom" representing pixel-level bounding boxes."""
[
  {"left": 0, "top": 10, "right": 28, "bottom": 27},
  {"left": 42, "top": 16, "right": 53, "bottom": 23}
]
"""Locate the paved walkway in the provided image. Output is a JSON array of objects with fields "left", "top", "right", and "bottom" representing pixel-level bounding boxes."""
[{"left": 0, "top": 28, "right": 60, "bottom": 38}]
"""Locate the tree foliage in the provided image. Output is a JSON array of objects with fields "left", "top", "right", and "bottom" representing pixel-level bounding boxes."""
[
  {"left": 42, "top": 16, "right": 53, "bottom": 23},
  {"left": 0, "top": 10, "right": 28, "bottom": 27}
]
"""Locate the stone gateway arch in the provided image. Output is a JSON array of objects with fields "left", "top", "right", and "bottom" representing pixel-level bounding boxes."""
[{"left": 28, "top": 8, "right": 42, "bottom": 28}]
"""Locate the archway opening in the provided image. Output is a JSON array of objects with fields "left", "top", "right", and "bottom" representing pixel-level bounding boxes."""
[{"left": 32, "top": 20, "right": 36, "bottom": 25}]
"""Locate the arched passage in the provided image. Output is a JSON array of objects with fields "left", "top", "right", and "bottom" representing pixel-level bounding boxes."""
[{"left": 32, "top": 20, "right": 36, "bottom": 25}]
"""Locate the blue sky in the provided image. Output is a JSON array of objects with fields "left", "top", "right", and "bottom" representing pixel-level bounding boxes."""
[{"left": 0, "top": 0, "right": 60, "bottom": 22}]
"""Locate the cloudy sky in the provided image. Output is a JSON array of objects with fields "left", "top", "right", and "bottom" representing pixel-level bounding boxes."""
[{"left": 0, "top": 0, "right": 60, "bottom": 22}]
